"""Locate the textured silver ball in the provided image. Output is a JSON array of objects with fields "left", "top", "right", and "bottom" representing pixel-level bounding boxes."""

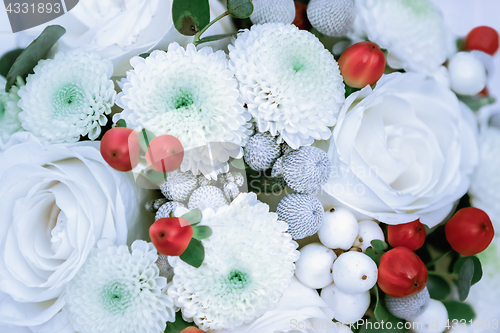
[
  {"left": 250, "top": 0, "right": 296, "bottom": 25},
  {"left": 155, "top": 254, "right": 174, "bottom": 282},
  {"left": 276, "top": 193, "right": 324, "bottom": 239},
  {"left": 223, "top": 182, "right": 240, "bottom": 202},
  {"left": 145, "top": 198, "right": 168, "bottom": 212},
  {"left": 225, "top": 172, "right": 245, "bottom": 187},
  {"left": 307, "top": 0, "right": 355, "bottom": 37},
  {"left": 188, "top": 185, "right": 229, "bottom": 211},
  {"left": 283, "top": 146, "right": 331, "bottom": 194},
  {"left": 271, "top": 156, "right": 284, "bottom": 178},
  {"left": 197, "top": 174, "right": 217, "bottom": 187},
  {"left": 155, "top": 201, "right": 186, "bottom": 220},
  {"left": 160, "top": 169, "right": 198, "bottom": 202},
  {"left": 385, "top": 287, "right": 430, "bottom": 321},
  {"left": 244, "top": 132, "right": 281, "bottom": 171}
]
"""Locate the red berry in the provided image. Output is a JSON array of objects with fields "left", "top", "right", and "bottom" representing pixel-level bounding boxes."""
[
  {"left": 100, "top": 128, "right": 140, "bottom": 172},
  {"left": 387, "top": 219, "right": 426, "bottom": 251},
  {"left": 145, "top": 135, "right": 184, "bottom": 173},
  {"left": 338, "top": 41, "right": 386, "bottom": 88},
  {"left": 150, "top": 218, "right": 193, "bottom": 256},
  {"left": 445, "top": 207, "right": 494, "bottom": 256},
  {"left": 378, "top": 247, "right": 428, "bottom": 298},
  {"left": 293, "top": 1, "right": 311, "bottom": 30},
  {"left": 180, "top": 327, "right": 205, "bottom": 333},
  {"left": 465, "top": 26, "right": 499, "bottom": 55}
]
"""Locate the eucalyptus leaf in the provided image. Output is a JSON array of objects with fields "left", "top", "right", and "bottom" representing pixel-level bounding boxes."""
[
  {"left": 230, "top": 158, "right": 247, "bottom": 170},
  {"left": 0, "top": 48, "right": 23, "bottom": 78},
  {"left": 443, "top": 301, "right": 476, "bottom": 322},
  {"left": 458, "top": 94, "right": 495, "bottom": 111},
  {"left": 373, "top": 287, "right": 389, "bottom": 322},
  {"left": 179, "top": 238, "right": 205, "bottom": 268},
  {"left": 427, "top": 275, "right": 451, "bottom": 300},
  {"left": 6, "top": 25, "right": 66, "bottom": 92},
  {"left": 371, "top": 240, "right": 388, "bottom": 253},
  {"left": 192, "top": 225, "right": 212, "bottom": 240},
  {"left": 454, "top": 257, "right": 474, "bottom": 301},
  {"left": 227, "top": 0, "right": 254, "bottom": 19},
  {"left": 172, "top": 0, "right": 210, "bottom": 36},
  {"left": 144, "top": 169, "right": 167, "bottom": 185},
  {"left": 366, "top": 240, "right": 387, "bottom": 265},
  {"left": 469, "top": 256, "right": 483, "bottom": 285},
  {"left": 116, "top": 119, "right": 127, "bottom": 128},
  {"left": 181, "top": 209, "right": 202, "bottom": 226},
  {"left": 197, "top": 32, "right": 238, "bottom": 44}
]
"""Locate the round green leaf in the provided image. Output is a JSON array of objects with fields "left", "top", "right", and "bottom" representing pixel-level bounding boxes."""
[
  {"left": 181, "top": 209, "right": 203, "bottom": 226},
  {"left": 427, "top": 275, "right": 451, "bottom": 300},
  {"left": 172, "top": 0, "right": 210, "bottom": 36},
  {"left": 454, "top": 257, "right": 474, "bottom": 301},
  {"left": 192, "top": 225, "right": 212, "bottom": 240},
  {"left": 6, "top": 25, "right": 66, "bottom": 92},
  {"left": 179, "top": 238, "right": 205, "bottom": 268},
  {"left": 443, "top": 301, "right": 476, "bottom": 322},
  {"left": 227, "top": 0, "right": 254, "bottom": 19},
  {"left": 0, "top": 48, "right": 23, "bottom": 78}
]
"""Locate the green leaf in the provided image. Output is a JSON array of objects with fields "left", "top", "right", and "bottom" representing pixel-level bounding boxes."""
[
  {"left": 373, "top": 287, "right": 389, "bottom": 322},
  {"left": 230, "top": 158, "right": 247, "bottom": 170},
  {"left": 458, "top": 94, "right": 495, "bottom": 111},
  {"left": 366, "top": 240, "right": 388, "bottom": 265},
  {"left": 172, "top": 0, "right": 210, "bottom": 36},
  {"left": 179, "top": 238, "right": 205, "bottom": 268},
  {"left": 164, "top": 311, "right": 196, "bottom": 333},
  {"left": 6, "top": 25, "right": 66, "bottom": 92},
  {"left": 139, "top": 52, "right": 151, "bottom": 59},
  {"left": 138, "top": 128, "right": 156, "bottom": 152},
  {"left": 443, "top": 301, "right": 476, "bottom": 322},
  {"left": 227, "top": 0, "right": 254, "bottom": 19},
  {"left": 427, "top": 275, "right": 451, "bottom": 300},
  {"left": 197, "top": 32, "right": 237, "bottom": 44},
  {"left": 453, "top": 257, "right": 475, "bottom": 301},
  {"left": 469, "top": 256, "right": 483, "bottom": 286},
  {"left": 146, "top": 170, "right": 167, "bottom": 185},
  {"left": 0, "top": 48, "right": 23, "bottom": 78},
  {"left": 116, "top": 119, "right": 127, "bottom": 128},
  {"left": 192, "top": 225, "right": 212, "bottom": 240},
  {"left": 181, "top": 209, "right": 202, "bottom": 226}
]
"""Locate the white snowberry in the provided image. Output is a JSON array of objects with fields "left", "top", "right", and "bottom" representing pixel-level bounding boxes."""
[
  {"left": 320, "top": 283, "right": 370, "bottom": 324},
  {"left": 295, "top": 243, "right": 336, "bottom": 289},
  {"left": 352, "top": 220, "right": 385, "bottom": 252},
  {"left": 332, "top": 252, "right": 377, "bottom": 294},
  {"left": 318, "top": 208, "right": 359, "bottom": 250},
  {"left": 411, "top": 299, "right": 448, "bottom": 333},
  {"left": 448, "top": 52, "right": 487, "bottom": 96}
]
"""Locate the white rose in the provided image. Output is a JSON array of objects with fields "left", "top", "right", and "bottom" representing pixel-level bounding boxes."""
[
  {"left": 50, "top": 0, "right": 235, "bottom": 76},
  {"left": 0, "top": 133, "right": 149, "bottom": 332},
  {"left": 322, "top": 73, "right": 478, "bottom": 227}
]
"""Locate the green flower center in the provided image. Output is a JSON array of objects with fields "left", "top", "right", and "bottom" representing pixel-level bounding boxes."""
[
  {"left": 102, "top": 282, "right": 134, "bottom": 314},
  {"left": 401, "top": 0, "right": 432, "bottom": 16},
  {"left": 173, "top": 90, "right": 195, "bottom": 109},
  {"left": 227, "top": 270, "right": 248, "bottom": 290},
  {"left": 53, "top": 83, "right": 85, "bottom": 116}
]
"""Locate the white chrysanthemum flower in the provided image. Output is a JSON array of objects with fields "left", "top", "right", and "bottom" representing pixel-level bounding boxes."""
[
  {"left": 65, "top": 239, "right": 175, "bottom": 333},
  {"left": 0, "top": 76, "right": 23, "bottom": 143},
  {"left": 350, "top": 0, "right": 456, "bottom": 73},
  {"left": 116, "top": 43, "right": 252, "bottom": 176},
  {"left": 18, "top": 49, "right": 115, "bottom": 143},
  {"left": 168, "top": 193, "right": 300, "bottom": 331},
  {"left": 229, "top": 23, "right": 345, "bottom": 149},
  {"left": 469, "top": 127, "right": 500, "bottom": 232}
]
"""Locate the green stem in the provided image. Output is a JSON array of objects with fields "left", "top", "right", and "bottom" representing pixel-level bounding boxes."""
[
  {"left": 428, "top": 271, "right": 458, "bottom": 280},
  {"left": 426, "top": 250, "right": 452, "bottom": 268},
  {"left": 194, "top": 10, "right": 230, "bottom": 45}
]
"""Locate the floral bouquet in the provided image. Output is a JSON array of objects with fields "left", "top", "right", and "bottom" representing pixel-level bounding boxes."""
[{"left": 0, "top": 0, "right": 499, "bottom": 332}]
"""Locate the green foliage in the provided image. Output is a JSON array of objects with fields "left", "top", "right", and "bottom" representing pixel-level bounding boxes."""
[
  {"left": 192, "top": 225, "right": 212, "bottom": 240},
  {"left": 453, "top": 257, "right": 475, "bottom": 301},
  {"left": 443, "top": 301, "right": 476, "bottom": 322},
  {"left": 227, "top": 0, "right": 254, "bottom": 19},
  {"left": 165, "top": 311, "right": 197, "bottom": 333},
  {"left": 6, "top": 25, "right": 66, "bottom": 92},
  {"left": 172, "top": 0, "right": 210, "bottom": 36},
  {"left": 181, "top": 209, "right": 202, "bottom": 226},
  {"left": 427, "top": 275, "right": 451, "bottom": 300},
  {"left": 179, "top": 238, "right": 205, "bottom": 268},
  {"left": 116, "top": 119, "right": 127, "bottom": 128},
  {"left": 366, "top": 240, "right": 388, "bottom": 265},
  {"left": 0, "top": 48, "right": 23, "bottom": 78},
  {"left": 138, "top": 128, "right": 156, "bottom": 152}
]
